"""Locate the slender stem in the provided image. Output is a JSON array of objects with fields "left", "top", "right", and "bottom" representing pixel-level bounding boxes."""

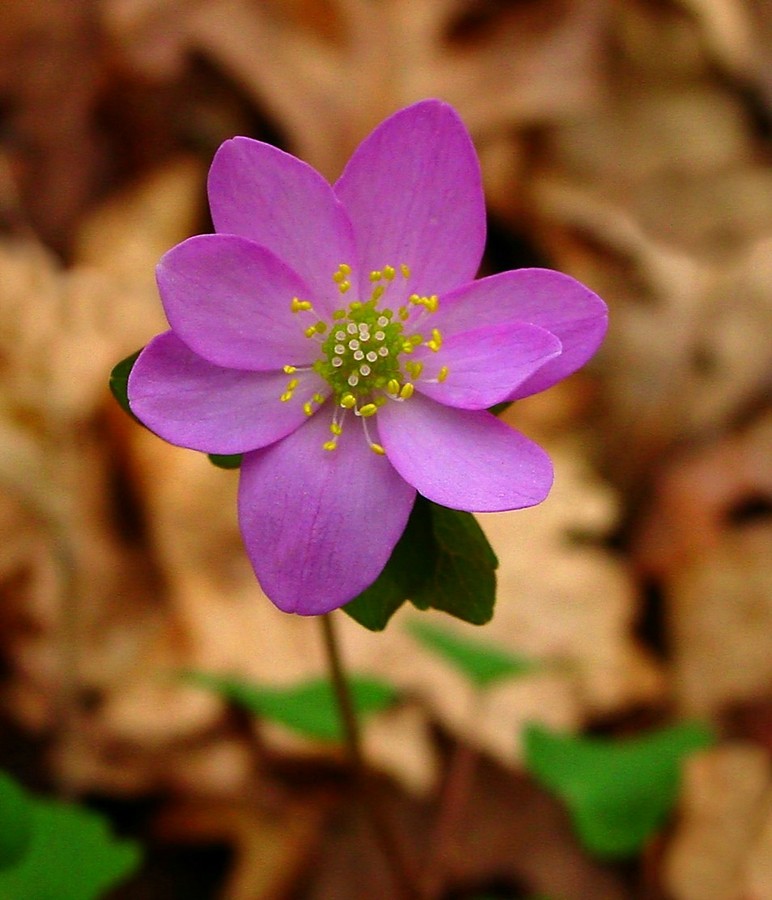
[{"left": 319, "top": 613, "right": 422, "bottom": 900}]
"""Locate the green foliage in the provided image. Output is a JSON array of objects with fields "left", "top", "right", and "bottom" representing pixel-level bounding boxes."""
[
  {"left": 344, "top": 496, "right": 498, "bottom": 631},
  {"left": 182, "top": 671, "right": 398, "bottom": 741},
  {"left": 0, "top": 772, "right": 34, "bottom": 869},
  {"left": 407, "top": 620, "right": 541, "bottom": 689},
  {"left": 108, "top": 350, "right": 142, "bottom": 421},
  {"left": 0, "top": 771, "right": 141, "bottom": 899},
  {"left": 206, "top": 453, "right": 243, "bottom": 469},
  {"left": 522, "top": 722, "right": 715, "bottom": 859}
]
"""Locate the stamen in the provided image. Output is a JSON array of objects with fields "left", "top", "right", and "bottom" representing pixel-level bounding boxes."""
[
  {"left": 400, "top": 383, "right": 414, "bottom": 400},
  {"left": 387, "top": 379, "right": 400, "bottom": 396},
  {"left": 330, "top": 422, "right": 343, "bottom": 436},
  {"left": 323, "top": 440, "right": 338, "bottom": 451},
  {"left": 383, "top": 265, "right": 395, "bottom": 280},
  {"left": 400, "top": 264, "right": 410, "bottom": 278},
  {"left": 340, "top": 393, "right": 356, "bottom": 408},
  {"left": 438, "top": 365, "right": 449, "bottom": 382},
  {"left": 406, "top": 360, "right": 423, "bottom": 379},
  {"left": 291, "top": 298, "right": 313, "bottom": 313},
  {"left": 370, "top": 443, "right": 386, "bottom": 455},
  {"left": 370, "top": 270, "right": 382, "bottom": 282},
  {"left": 283, "top": 365, "right": 296, "bottom": 374},
  {"left": 426, "top": 328, "right": 443, "bottom": 352},
  {"left": 357, "top": 403, "right": 378, "bottom": 418}
]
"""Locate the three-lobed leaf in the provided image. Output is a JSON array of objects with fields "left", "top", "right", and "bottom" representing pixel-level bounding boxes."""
[
  {"left": 407, "top": 620, "right": 541, "bottom": 689},
  {"left": 344, "top": 496, "right": 499, "bottom": 631},
  {"left": 0, "top": 771, "right": 141, "bottom": 899},
  {"left": 523, "top": 721, "right": 714, "bottom": 859},
  {"left": 182, "top": 671, "right": 398, "bottom": 741}
]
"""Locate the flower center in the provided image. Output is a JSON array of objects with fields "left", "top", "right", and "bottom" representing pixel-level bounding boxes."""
[{"left": 280, "top": 263, "right": 447, "bottom": 453}]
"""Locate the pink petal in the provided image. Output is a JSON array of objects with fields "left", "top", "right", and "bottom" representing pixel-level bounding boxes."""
[
  {"left": 413, "top": 321, "right": 562, "bottom": 409},
  {"left": 377, "top": 393, "right": 553, "bottom": 511},
  {"left": 157, "top": 235, "right": 322, "bottom": 371},
  {"left": 433, "top": 269, "right": 608, "bottom": 398},
  {"left": 128, "top": 331, "right": 328, "bottom": 454},
  {"left": 238, "top": 409, "right": 416, "bottom": 614},
  {"left": 334, "top": 100, "right": 486, "bottom": 299},
  {"left": 208, "top": 137, "right": 356, "bottom": 309}
]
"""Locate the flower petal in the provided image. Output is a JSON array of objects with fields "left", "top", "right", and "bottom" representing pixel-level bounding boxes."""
[
  {"left": 238, "top": 408, "right": 416, "bottom": 614},
  {"left": 334, "top": 100, "right": 486, "bottom": 298},
  {"left": 128, "top": 331, "right": 328, "bottom": 454},
  {"left": 413, "top": 321, "right": 562, "bottom": 409},
  {"left": 378, "top": 393, "right": 553, "bottom": 511},
  {"left": 157, "top": 234, "right": 321, "bottom": 370},
  {"left": 207, "top": 137, "right": 356, "bottom": 307},
  {"left": 433, "top": 269, "right": 608, "bottom": 398}
]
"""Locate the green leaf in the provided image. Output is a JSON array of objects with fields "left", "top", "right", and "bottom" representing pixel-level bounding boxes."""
[
  {"left": 207, "top": 453, "right": 243, "bottom": 470},
  {"left": 412, "top": 504, "right": 498, "bottom": 625},
  {"left": 0, "top": 772, "right": 141, "bottom": 899},
  {"left": 344, "top": 496, "right": 499, "bottom": 631},
  {"left": 0, "top": 772, "right": 34, "bottom": 870},
  {"left": 108, "top": 349, "right": 142, "bottom": 421},
  {"left": 182, "top": 671, "right": 399, "bottom": 741},
  {"left": 344, "top": 497, "right": 434, "bottom": 630},
  {"left": 407, "top": 620, "right": 541, "bottom": 689},
  {"left": 523, "top": 722, "right": 714, "bottom": 859}
]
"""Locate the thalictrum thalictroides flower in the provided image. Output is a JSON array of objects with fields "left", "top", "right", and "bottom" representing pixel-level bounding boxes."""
[{"left": 128, "top": 100, "right": 607, "bottom": 615}]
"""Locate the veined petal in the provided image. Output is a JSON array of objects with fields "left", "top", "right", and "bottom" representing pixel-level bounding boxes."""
[
  {"left": 208, "top": 137, "right": 356, "bottom": 308},
  {"left": 378, "top": 393, "right": 553, "bottom": 511},
  {"left": 334, "top": 100, "right": 485, "bottom": 299},
  {"left": 414, "top": 321, "right": 562, "bottom": 409},
  {"left": 157, "top": 235, "right": 321, "bottom": 371},
  {"left": 238, "top": 408, "right": 416, "bottom": 615},
  {"left": 433, "top": 269, "right": 608, "bottom": 399},
  {"left": 128, "top": 331, "right": 328, "bottom": 454}
]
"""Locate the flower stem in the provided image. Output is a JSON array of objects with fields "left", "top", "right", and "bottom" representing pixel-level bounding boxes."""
[{"left": 319, "top": 613, "right": 422, "bottom": 899}]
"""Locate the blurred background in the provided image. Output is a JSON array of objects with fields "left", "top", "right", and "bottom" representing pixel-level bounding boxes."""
[{"left": 0, "top": 0, "right": 770, "bottom": 897}]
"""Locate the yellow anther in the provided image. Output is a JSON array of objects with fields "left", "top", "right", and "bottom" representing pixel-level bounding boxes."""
[
  {"left": 387, "top": 378, "right": 400, "bottom": 396},
  {"left": 407, "top": 360, "right": 423, "bottom": 379},
  {"left": 280, "top": 392, "right": 293, "bottom": 402},
  {"left": 400, "top": 382, "right": 414, "bottom": 400},
  {"left": 313, "top": 393, "right": 325, "bottom": 404},
  {"left": 287, "top": 378, "right": 299, "bottom": 390},
  {"left": 338, "top": 280, "right": 351, "bottom": 294},
  {"left": 401, "top": 341, "right": 415, "bottom": 354},
  {"left": 330, "top": 422, "right": 343, "bottom": 436},
  {"left": 370, "top": 443, "right": 386, "bottom": 455},
  {"left": 383, "top": 265, "right": 395, "bottom": 280},
  {"left": 426, "top": 328, "right": 443, "bottom": 352},
  {"left": 303, "top": 402, "right": 314, "bottom": 416},
  {"left": 437, "top": 365, "right": 449, "bottom": 382},
  {"left": 323, "top": 440, "right": 338, "bottom": 451},
  {"left": 425, "top": 295, "right": 439, "bottom": 313},
  {"left": 339, "top": 263, "right": 351, "bottom": 274},
  {"left": 372, "top": 285, "right": 385, "bottom": 301},
  {"left": 409, "top": 334, "right": 423, "bottom": 346},
  {"left": 283, "top": 365, "right": 296, "bottom": 374},
  {"left": 291, "top": 297, "right": 313, "bottom": 313},
  {"left": 370, "top": 270, "right": 382, "bottom": 282},
  {"left": 304, "top": 325, "right": 318, "bottom": 338},
  {"left": 358, "top": 403, "right": 378, "bottom": 418},
  {"left": 398, "top": 307, "right": 410, "bottom": 320},
  {"left": 333, "top": 309, "right": 346, "bottom": 320},
  {"left": 400, "top": 264, "right": 411, "bottom": 278},
  {"left": 340, "top": 393, "right": 356, "bottom": 409},
  {"left": 408, "top": 293, "right": 420, "bottom": 304}
]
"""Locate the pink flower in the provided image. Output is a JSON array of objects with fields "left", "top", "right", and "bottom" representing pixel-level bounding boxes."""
[{"left": 128, "top": 100, "right": 607, "bottom": 615}]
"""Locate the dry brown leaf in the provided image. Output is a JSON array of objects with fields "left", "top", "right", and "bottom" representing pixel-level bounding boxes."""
[{"left": 664, "top": 744, "right": 772, "bottom": 900}]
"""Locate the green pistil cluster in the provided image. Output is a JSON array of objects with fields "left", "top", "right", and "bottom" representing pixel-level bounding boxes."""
[
  {"left": 314, "top": 299, "right": 405, "bottom": 402},
  {"left": 280, "top": 262, "right": 447, "bottom": 453}
]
